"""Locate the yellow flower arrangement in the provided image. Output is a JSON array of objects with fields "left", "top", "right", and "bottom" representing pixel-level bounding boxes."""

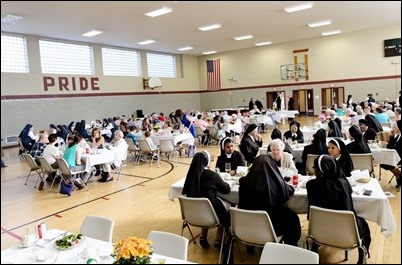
[{"left": 112, "top": 236, "right": 153, "bottom": 264}]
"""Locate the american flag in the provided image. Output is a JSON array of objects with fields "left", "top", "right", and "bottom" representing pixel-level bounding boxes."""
[{"left": 206, "top": 59, "right": 221, "bottom": 91}]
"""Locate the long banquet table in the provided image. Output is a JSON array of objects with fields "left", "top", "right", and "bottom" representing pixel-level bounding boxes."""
[
  {"left": 168, "top": 175, "right": 397, "bottom": 238},
  {"left": 1, "top": 229, "right": 196, "bottom": 264}
]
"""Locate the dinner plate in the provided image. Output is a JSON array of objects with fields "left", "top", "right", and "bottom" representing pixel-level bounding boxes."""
[{"left": 55, "top": 235, "right": 84, "bottom": 250}]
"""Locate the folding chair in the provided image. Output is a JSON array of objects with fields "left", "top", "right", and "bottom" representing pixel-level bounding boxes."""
[
  {"left": 58, "top": 158, "right": 88, "bottom": 191},
  {"left": 305, "top": 154, "right": 319, "bottom": 176},
  {"left": 178, "top": 195, "right": 225, "bottom": 264},
  {"left": 124, "top": 138, "right": 141, "bottom": 164},
  {"left": 259, "top": 242, "right": 319, "bottom": 264},
  {"left": 22, "top": 154, "right": 43, "bottom": 188},
  {"left": 138, "top": 139, "right": 160, "bottom": 167},
  {"left": 159, "top": 139, "right": 180, "bottom": 166},
  {"left": 227, "top": 207, "right": 283, "bottom": 263},
  {"left": 350, "top": 153, "right": 374, "bottom": 177},
  {"left": 115, "top": 149, "right": 134, "bottom": 181},
  {"left": 80, "top": 215, "right": 115, "bottom": 242},
  {"left": 304, "top": 205, "right": 367, "bottom": 264},
  {"left": 147, "top": 230, "right": 189, "bottom": 261},
  {"left": 38, "top": 156, "right": 59, "bottom": 192}
]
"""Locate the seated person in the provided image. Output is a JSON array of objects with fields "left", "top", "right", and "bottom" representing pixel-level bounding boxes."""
[
  {"left": 327, "top": 120, "right": 342, "bottom": 138},
  {"left": 328, "top": 138, "right": 354, "bottom": 177},
  {"left": 91, "top": 128, "right": 106, "bottom": 176},
  {"left": 216, "top": 137, "right": 246, "bottom": 176},
  {"left": 300, "top": 128, "right": 328, "bottom": 174},
  {"left": 347, "top": 125, "right": 371, "bottom": 154},
  {"left": 19, "top": 124, "right": 37, "bottom": 151},
  {"left": 98, "top": 130, "right": 128, "bottom": 182},
  {"left": 306, "top": 155, "right": 371, "bottom": 260},
  {"left": 359, "top": 119, "right": 377, "bottom": 142},
  {"left": 42, "top": 133, "right": 60, "bottom": 181},
  {"left": 283, "top": 121, "right": 304, "bottom": 143},
  {"left": 268, "top": 139, "right": 298, "bottom": 176},
  {"left": 30, "top": 133, "right": 49, "bottom": 164},
  {"left": 379, "top": 120, "right": 402, "bottom": 187},
  {"left": 365, "top": 114, "right": 383, "bottom": 133},
  {"left": 125, "top": 126, "right": 139, "bottom": 146},
  {"left": 239, "top": 124, "right": 263, "bottom": 165},
  {"left": 268, "top": 128, "right": 294, "bottom": 157},
  {"left": 63, "top": 134, "right": 89, "bottom": 187},
  {"left": 238, "top": 154, "right": 301, "bottom": 246},
  {"left": 182, "top": 151, "right": 231, "bottom": 249}
]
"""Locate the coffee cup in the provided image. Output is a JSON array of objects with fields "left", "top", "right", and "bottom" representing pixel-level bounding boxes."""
[{"left": 21, "top": 235, "right": 30, "bottom": 247}]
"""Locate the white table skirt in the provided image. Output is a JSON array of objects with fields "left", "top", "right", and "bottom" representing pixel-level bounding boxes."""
[
  {"left": 1, "top": 229, "right": 195, "bottom": 264},
  {"left": 151, "top": 133, "right": 195, "bottom": 146},
  {"left": 168, "top": 176, "right": 397, "bottom": 238},
  {"left": 81, "top": 149, "right": 121, "bottom": 173}
]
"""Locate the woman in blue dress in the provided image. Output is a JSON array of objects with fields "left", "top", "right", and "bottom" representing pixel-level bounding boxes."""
[{"left": 175, "top": 109, "right": 196, "bottom": 138}]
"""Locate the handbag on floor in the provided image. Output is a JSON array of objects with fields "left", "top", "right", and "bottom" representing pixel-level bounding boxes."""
[{"left": 59, "top": 180, "right": 74, "bottom": 196}]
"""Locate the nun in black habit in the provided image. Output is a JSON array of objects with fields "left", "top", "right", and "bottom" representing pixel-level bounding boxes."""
[
  {"left": 238, "top": 155, "right": 301, "bottom": 246},
  {"left": 216, "top": 137, "right": 246, "bottom": 176},
  {"left": 283, "top": 120, "right": 304, "bottom": 143},
  {"left": 328, "top": 138, "right": 354, "bottom": 177},
  {"left": 347, "top": 125, "right": 371, "bottom": 154},
  {"left": 300, "top": 128, "right": 328, "bottom": 174},
  {"left": 182, "top": 151, "right": 231, "bottom": 248},
  {"left": 365, "top": 114, "right": 383, "bottom": 133},
  {"left": 239, "top": 123, "right": 263, "bottom": 164},
  {"left": 306, "top": 155, "right": 371, "bottom": 261},
  {"left": 327, "top": 120, "right": 343, "bottom": 138}
]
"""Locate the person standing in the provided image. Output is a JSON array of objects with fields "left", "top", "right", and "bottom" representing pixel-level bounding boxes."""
[
  {"left": 248, "top": 98, "right": 254, "bottom": 111},
  {"left": 275, "top": 94, "right": 282, "bottom": 111},
  {"left": 255, "top": 98, "right": 263, "bottom": 111},
  {"left": 288, "top": 95, "right": 295, "bottom": 110}
]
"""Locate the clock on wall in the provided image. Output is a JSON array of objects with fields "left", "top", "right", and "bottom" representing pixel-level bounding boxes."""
[{"left": 384, "top": 38, "right": 401, "bottom": 57}]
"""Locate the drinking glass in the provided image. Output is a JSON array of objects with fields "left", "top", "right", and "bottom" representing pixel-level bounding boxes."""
[{"left": 225, "top": 163, "right": 231, "bottom": 173}]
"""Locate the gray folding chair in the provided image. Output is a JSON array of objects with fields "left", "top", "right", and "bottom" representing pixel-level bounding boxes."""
[{"left": 22, "top": 154, "right": 43, "bottom": 188}]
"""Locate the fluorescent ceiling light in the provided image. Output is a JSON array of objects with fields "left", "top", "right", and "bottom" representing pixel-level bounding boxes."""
[
  {"left": 308, "top": 20, "right": 332, "bottom": 28},
  {"left": 203, "top": 51, "right": 217, "bottom": 55},
  {"left": 255, "top": 41, "right": 272, "bottom": 46},
  {"left": 234, "top": 35, "right": 253, "bottom": 41},
  {"left": 145, "top": 6, "right": 172, "bottom": 17},
  {"left": 1, "top": 14, "right": 23, "bottom": 25},
  {"left": 198, "top": 24, "right": 221, "bottom": 31},
  {"left": 81, "top": 30, "right": 103, "bottom": 37},
  {"left": 284, "top": 2, "right": 313, "bottom": 13},
  {"left": 321, "top": 30, "right": 341, "bottom": 36},
  {"left": 178, "top": 46, "right": 194, "bottom": 51},
  {"left": 138, "top": 40, "right": 155, "bottom": 45}
]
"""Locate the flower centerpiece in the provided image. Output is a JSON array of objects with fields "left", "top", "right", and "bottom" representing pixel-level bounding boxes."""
[
  {"left": 153, "top": 126, "right": 160, "bottom": 133},
  {"left": 112, "top": 236, "right": 153, "bottom": 264}
]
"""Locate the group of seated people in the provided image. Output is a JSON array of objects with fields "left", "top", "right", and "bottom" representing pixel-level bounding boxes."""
[{"left": 182, "top": 148, "right": 372, "bottom": 262}]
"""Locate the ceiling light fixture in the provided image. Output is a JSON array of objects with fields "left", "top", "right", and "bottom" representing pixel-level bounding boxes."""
[
  {"left": 138, "top": 40, "right": 155, "bottom": 45},
  {"left": 234, "top": 35, "right": 253, "bottom": 41},
  {"left": 308, "top": 20, "right": 332, "bottom": 28},
  {"left": 203, "top": 51, "right": 217, "bottom": 55},
  {"left": 321, "top": 30, "right": 341, "bottom": 36},
  {"left": 198, "top": 24, "right": 221, "bottom": 31},
  {"left": 82, "top": 30, "right": 103, "bottom": 37},
  {"left": 284, "top": 2, "right": 313, "bottom": 13},
  {"left": 1, "top": 14, "right": 23, "bottom": 25},
  {"left": 255, "top": 41, "right": 272, "bottom": 46},
  {"left": 145, "top": 6, "right": 172, "bottom": 17},
  {"left": 178, "top": 46, "right": 194, "bottom": 51}
]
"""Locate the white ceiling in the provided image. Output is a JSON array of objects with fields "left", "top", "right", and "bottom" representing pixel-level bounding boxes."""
[{"left": 1, "top": 1, "right": 401, "bottom": 56}]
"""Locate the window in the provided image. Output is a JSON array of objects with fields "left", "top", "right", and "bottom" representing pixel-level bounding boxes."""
[
  {"left": 102, "top": 47, "right": 141, "bottom": 76},
  {"left": 1, "top": 34, "right": 29, "bottom": 73},
  {"left": 39, "top": 40, "right": 94, "bottom": 75},
  {"left": 146, "top": 52, "right": 176, "bottom": 78}
]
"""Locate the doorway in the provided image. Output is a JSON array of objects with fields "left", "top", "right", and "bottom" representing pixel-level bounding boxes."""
[
  {"left": 266, "top": 91, "right": 285, "bottom": 110},
  {"left": 321, "top": 87, "right": 345, "bottom": 110},
  {"left": 292, "top": 89, "right": 314, "bottom": 114}
]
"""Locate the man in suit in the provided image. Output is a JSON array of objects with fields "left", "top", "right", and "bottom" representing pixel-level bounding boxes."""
[
  {"left": 248, "top": 98, "right": 254, "bottom": 110},
  {"left": 255, "top": 98, "right": 263, "bottom": 111}
]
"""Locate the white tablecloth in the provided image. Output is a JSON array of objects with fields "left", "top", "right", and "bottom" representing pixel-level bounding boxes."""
[
  {"left": 258, "top": 145, "right": 400, "bottom": 165},
  {"left": 1, "top": 229, "right": 195, "bottom": 264},
  {"left": 168, "top": 176, "right": 397, "bottom": 238},
  {"left": 151, "top": 133, "right": 194, "bottom": 146},
  {"left": 81, "top": 149, "right": 121, "bottom": 173}
]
